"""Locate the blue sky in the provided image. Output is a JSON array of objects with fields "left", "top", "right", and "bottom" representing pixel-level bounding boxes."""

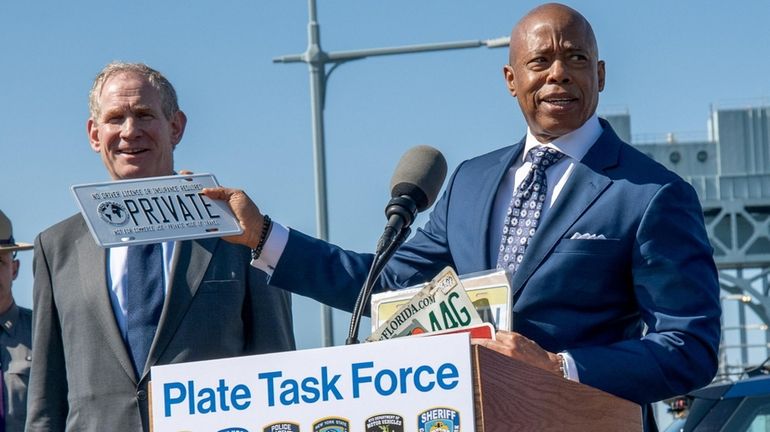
[{"left": 2, "top": 0, "right": 769, "bottom": 354}]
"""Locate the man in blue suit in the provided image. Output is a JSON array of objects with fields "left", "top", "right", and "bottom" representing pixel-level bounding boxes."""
[{"left": 205, "top": 3, "right": 720, "bottom": 428}]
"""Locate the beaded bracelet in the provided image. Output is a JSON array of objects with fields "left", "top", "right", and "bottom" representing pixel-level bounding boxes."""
[{"left": 250, "top": 214, "right": 272, "bottom": 261}]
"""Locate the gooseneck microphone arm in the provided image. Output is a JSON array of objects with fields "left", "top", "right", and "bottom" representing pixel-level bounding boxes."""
[
  {"left": 346, "top": 145, "right": 447, "bottom": 345},
  {"left": 346, "top": 223, "right": 411, "bottom": 345}
]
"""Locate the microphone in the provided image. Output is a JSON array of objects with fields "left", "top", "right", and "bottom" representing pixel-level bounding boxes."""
[
  {"left": 378, "top": 145, "right": 448, "bottom": 253},
  {"left": 347, "top": 145, "right": 448, "bottom": 345}
]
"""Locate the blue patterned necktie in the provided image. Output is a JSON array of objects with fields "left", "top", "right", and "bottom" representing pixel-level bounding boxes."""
[
  {"left": 497, "top": 146, "right": 565, "bottom": 273},
  {"left": 125, "top": 243, "right": 164, "bottom": 377}
]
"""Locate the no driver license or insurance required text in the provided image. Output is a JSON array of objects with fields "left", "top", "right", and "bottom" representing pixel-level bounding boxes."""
[{"left": 72, "top": 173, "right": 243, "bottom": 247}]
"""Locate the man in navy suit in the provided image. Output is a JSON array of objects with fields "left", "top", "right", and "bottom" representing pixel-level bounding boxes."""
[{"left": 205, "top": 3, "right": 720, "bottom": 427}]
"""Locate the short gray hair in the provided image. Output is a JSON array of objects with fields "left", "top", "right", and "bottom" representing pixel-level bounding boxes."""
[{"left": 88, "top": 62, "right": 180, "bottom": 121}]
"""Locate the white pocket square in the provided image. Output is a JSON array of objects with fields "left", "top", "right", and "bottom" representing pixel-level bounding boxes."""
[{"left": 570, "top": 232, "right": 606, "bottom": 240}]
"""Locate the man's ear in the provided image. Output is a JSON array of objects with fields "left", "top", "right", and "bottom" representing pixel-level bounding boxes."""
[
  {"left": 503, "top": 65, "right": 517, "bottom": 97},
  {"left": 87, "top": 118, "right": 101, "bottom": 153},
  {"left": 170, "top": 111, "right": 187, "bottom": 149},
  {"left": 597, "top": 60, "right": 606, "bottom": 92},
  {"left": 12, "top": 259, "right": 19, "bottom": 281}
]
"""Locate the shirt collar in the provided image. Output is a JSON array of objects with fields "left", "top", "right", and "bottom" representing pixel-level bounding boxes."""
[
  {"left": 523, "top": 114, "right": 603, "bottom": 162},
  {"left": 0, "top": 301, "right": 20, "bottom": 336}
]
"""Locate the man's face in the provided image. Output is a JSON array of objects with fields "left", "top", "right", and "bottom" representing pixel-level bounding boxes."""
[
  {"left": 0, "top": 251, "right": 19, "bottom": 301},
  {"left": 504, "top": 10, "right": 605, "bottom": 143},
  {"left": 87, "top": 72, "right": 186, "bottom": 180}
]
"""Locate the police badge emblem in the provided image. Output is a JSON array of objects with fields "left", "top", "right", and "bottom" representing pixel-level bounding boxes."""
[
  {"left": 263, "top": 421, "right": 300, "bottom": 432},
  {"left": 313, "top": 416, "right": 349, "bottom": 432},
  {"left": 365, "top": 413, "right": 404, "bottom": 432},
  {"left": 417, "top": 407, "right": 460, "bottom": 432}
]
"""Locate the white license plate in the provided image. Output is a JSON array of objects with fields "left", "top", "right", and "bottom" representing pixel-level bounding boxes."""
[{"left": 72, "top": 174, "right": 243, "bottom": 247}]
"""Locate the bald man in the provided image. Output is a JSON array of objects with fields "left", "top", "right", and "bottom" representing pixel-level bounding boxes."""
[{"left": 206, "top": 4, "right": 720, "bottom": 429}]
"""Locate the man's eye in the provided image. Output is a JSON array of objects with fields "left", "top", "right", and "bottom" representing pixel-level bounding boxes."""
[
  {"left": 528, "top": 57, "right": 549, "bottom": 70},
  {"left": 105, "top": 116, "right": 123, "bottom": 124},
  {"left": 570, "top": 54, "right": 587, "bottom": 61}
]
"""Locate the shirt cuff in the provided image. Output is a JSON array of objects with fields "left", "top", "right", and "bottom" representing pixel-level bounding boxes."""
[
  {"left": 250, "top": 221, "right": 289, "bottom": 276},
  {"left": 560, "top": 351, "right": 580, "bottom": 382}
]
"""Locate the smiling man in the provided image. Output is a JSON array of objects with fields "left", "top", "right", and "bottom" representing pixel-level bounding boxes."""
[
  {"left": 26, "top": 63, "right": 295, "bottom": 432},
  {"left": 504, "top": 4, "right": 604, "bottom": 142},
  {"left": 204, "top": 4, "right": 720, "bottom": 430},
  {"left": 86, "top": 64, "right": 185, "bottom": 180}
]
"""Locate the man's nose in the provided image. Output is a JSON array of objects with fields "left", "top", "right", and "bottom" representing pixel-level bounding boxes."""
[
  {"left": 120, "top": 117, "right": 141, "bottom": 139},
  {"left": 546, "top": 60, "right": 570, "bottom": 84}
]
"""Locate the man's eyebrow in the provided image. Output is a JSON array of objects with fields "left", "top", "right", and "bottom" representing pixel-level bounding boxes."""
[
  {"left": 524, "top": 47, "right": 553, "bottom": 57},
  {"left": 133, "top": 104, "right": 154, "bottom": 111},
  {"left": 101, "top": 104, "right": 156, "bottom": 117},
  {"left": 99, "top": 107, "right": 123, "bottom": 118}
]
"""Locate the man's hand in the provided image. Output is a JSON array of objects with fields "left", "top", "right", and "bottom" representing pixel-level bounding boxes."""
[
  {"left": 472, "top": 330, "right": 562, "bottom": 376},
  {"left": 201, "top": 187, "right": 265, "bottom": 249}
]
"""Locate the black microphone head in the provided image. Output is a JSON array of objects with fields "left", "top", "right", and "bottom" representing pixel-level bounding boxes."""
[{"left": 389, "top": 145, "right": 448, "bottom": 212}]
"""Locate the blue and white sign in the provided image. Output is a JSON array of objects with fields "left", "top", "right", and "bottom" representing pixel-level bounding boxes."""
[{"left": 150, "top": 333, "right": 475, "bottom": 432}]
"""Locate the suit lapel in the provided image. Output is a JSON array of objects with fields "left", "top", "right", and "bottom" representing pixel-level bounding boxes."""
[
  {"left": 75, "top": 227, "right": 137, "bottom": 384},
  {"left": 143, "top": 238, "right": 217, "bottom": 378},
  {"left": 477, "top": 142, "right": 524, "bottom": 269},
  {"left": 509, "top": 125, "right": 621, "bottom": 297}
]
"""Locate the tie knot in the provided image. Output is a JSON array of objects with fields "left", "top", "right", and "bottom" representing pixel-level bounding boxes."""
[{"left": 525, "top": 146, "right": 565, "bottom": 171}]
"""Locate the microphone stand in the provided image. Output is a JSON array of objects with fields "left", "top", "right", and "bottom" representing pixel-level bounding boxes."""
[{"left": 345, "top": 226, "right": 411, "bottom": 345}]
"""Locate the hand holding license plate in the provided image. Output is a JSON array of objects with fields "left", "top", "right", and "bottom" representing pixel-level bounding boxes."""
[{"left": 72, "top": 174, "right": 243, "bottom": 247}]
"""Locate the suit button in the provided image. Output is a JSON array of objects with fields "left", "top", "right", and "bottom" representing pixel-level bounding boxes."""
[{"left": 137, "top": 390, "right": 147, "bottom": 401}]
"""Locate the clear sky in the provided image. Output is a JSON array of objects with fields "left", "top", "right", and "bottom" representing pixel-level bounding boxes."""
[{"left": 2, "top": 0, "right": 769, "bottom": 353}]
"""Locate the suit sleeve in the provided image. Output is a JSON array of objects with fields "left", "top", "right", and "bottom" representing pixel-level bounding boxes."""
[
  {"left": 270, "top": 165, "right": 463, "bottom": 312},
  {"left": 569, "top": 179, "right": 721, "bottom": 404},
  {"left": 25, "top": 233, "right": 69, "bottom": 431}
]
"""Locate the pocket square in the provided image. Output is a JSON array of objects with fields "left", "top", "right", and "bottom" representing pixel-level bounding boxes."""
[{"left": 570, "top": 232, "right": 607, "bottom": 240}]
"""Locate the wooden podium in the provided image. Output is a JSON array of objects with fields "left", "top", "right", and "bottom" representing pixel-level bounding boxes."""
[
  {"left": 471, "top": 345, "right": 642, "bottom": 431},
  {"left": 148, "top": 336, "right": 642, "bottom": 431}
]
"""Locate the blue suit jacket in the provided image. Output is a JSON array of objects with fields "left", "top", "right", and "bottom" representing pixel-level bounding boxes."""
[{"left": 273, "top": 120, "right": 721, "bottom": 406}]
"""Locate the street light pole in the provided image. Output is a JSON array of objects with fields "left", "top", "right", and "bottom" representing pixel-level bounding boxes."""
[
  {"left": 306, "top": 0, "right": 333, "bottom": 348},
  {"left": 274, "top": 0, "right": 509, "bottom": 347}
]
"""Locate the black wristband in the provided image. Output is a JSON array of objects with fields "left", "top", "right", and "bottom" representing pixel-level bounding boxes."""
[{"left": 251, "top": 214, "right": 271, "bottom": 261}]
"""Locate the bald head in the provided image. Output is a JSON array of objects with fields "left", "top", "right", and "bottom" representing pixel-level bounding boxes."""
[
  {"left": 510, "top": 3, "right": 598, "bottom": 65},
  {"left": 502, "top": 2, "right": 605, "bottom": 142}
]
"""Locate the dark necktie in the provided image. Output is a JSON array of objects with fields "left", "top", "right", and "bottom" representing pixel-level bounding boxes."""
[
  {"left": 125, "top": 243, "right": 164, "bottom": 377},
  {"left": 497, "top": 146, "right": 565, "bottom": 274}
]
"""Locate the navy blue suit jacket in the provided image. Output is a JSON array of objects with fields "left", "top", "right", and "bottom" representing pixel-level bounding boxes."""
[{"left": 272, "top": 120, "right": 721, "bottom": 405}]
